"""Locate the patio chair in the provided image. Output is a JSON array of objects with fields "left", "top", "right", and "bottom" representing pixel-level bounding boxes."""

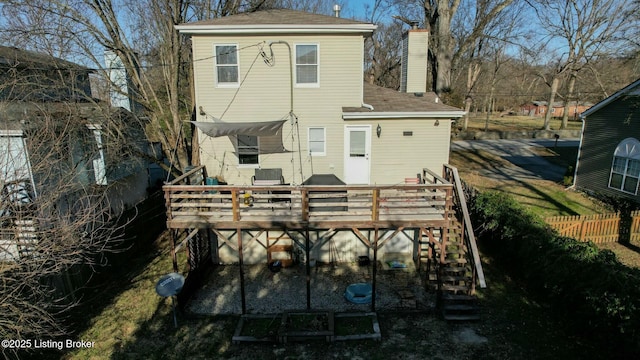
[
  {"left": 251, "top": 168, "right": 290, "bottom": 209},
  {"left": 251, "top": 168, "right": 284, "bottom": 185}
]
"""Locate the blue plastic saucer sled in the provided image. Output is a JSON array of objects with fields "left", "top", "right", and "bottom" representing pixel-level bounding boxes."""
[{"left": 344, "top": 283, "right": 373, "bottom": 304}]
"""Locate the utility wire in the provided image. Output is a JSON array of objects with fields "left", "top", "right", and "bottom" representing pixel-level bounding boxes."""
[
  {"left": 218, "top": 49, "right": 262, "bottom": 120},
  {"left": 3, "top": 42, "right": 265, "bottom": 72}
]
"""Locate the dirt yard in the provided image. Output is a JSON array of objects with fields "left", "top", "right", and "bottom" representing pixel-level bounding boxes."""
[{"left": 187, "top": 261, "right": 432, "bottom": 315}]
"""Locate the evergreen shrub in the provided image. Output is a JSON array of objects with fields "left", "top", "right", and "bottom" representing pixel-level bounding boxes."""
[{"left": 470, "top": 191, "right": 640, "bottom": 356}]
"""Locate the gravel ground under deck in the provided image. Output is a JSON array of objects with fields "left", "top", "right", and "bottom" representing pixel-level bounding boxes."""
[{"left": 187, "top": 262, "right": 435, "bottom": 315}]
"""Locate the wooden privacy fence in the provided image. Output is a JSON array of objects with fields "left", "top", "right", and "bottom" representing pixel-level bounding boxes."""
[{"left": 545, "top": 211, "right": 640, "bottom": 243}]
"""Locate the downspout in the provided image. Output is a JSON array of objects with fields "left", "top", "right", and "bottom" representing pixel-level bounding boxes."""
[
  {"left": 362, "top": 102, "right": 374, "bottom": 111},
  {"left": 569, "top": 116, "right": 586, "bottom": 189}
]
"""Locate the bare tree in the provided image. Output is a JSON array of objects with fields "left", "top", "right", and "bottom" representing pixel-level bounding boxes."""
[
  {"left": 365, "top": 21, "right": 403, "bottom": 89},
  {"left": 392, "top": 0, "right": 514, "bottom": 99},
  {"left": 527, "top": 0, "right": 636, "bottom": 130},
  {"left": 0, "top": 0, "right": 350, "bottom": 177},
  {"left": 0, "top": 62, "right": 143, "bottom": 354},
  {"left": 454, "top": 0, "right": 523, "bottom": 129}
]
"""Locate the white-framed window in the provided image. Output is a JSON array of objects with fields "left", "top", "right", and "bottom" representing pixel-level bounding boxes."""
[
  {"left": 0, "top": 130, "right": 36, "bottom": 205},
  {"left": 295, "top": 44, "right": 319, "bottom": 86},
  {"left": 237, "top": 135, "right": 259, "bottom": 166},
  {"left": 608, "top": 138, "right": 640, "bottom": 195},
  {"left": 215, "top": 44, "right": 239, "bottom": 86},
  {"left": 308, "top": 127, "right": 326, "bottom": 156},
  {"left": 87, "top": 124, "right": 107, "bottom": 185}
]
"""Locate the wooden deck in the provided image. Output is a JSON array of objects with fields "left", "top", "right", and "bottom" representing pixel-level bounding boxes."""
[
  {"left": 164, "top": 184, "right": 453, "bottom": 230},
  {"left": 163, "top": 166, "right": 487, "bottom": 314}
]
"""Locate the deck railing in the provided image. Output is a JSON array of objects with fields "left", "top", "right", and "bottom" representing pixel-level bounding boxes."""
[{"left": 163, "top": 166, "right": 453, "bottom": 229}]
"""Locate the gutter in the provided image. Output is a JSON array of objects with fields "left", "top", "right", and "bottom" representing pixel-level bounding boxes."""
[
  {"left": 175, "top": 24, "right": 377, "bottom": 35},
  {"left": 343, "top": 111, "right": 466, "bottom": 120}
]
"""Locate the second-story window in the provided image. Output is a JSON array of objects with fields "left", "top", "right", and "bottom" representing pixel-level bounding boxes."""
[
  {"left": 215, "top": 44, "right": 239, "bottom": 86},
  {"left": 86, "top": 124, "right": 107, "bottom": 185},
  {"left": 295, "top": 44, "right": 318, "bottom": 86}
]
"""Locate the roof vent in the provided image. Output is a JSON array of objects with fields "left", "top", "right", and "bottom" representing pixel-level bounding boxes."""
[
  {"left": 414, "top": 92, "right": 424, "bottom": 97},
  {"left": 333, "top": 4, "right": 341, "bottom": 17}
]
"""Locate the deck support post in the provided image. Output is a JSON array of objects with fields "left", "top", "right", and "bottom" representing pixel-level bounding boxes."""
[
  {"left": 439, "top": 226, "right": 447, "bottom": 264},
  {"left": 424, "top": 227, "right": 432, "bottom": 287},
  {"left": 171, "top": 229, "right": 179, "bottom": 272},
  {"left": 237, "top": 227, "right": 246, "bottom": 314},
  {"left": 413, "top": 228, "right": 420, "bottom": 269},
  {"left": 305, "top": 228, "right": 311, "bottom": 310},
  {"left": 371, "top": 227, "right": 378, "bottom": 312}
]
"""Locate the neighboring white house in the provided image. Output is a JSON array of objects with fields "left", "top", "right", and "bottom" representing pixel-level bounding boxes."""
[{"left": 177, "top": 9, "right": 465, "bottom": 186}]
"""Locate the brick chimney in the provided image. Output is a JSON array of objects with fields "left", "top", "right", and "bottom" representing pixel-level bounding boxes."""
[{"left": 400, "top": 23, "right": 429, "bottom": 94}]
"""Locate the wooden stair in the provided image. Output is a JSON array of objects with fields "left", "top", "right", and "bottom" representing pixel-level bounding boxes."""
[
  {"left": 441, "top": 293, "right": 481, "bottom": 321},
  {"left": 424, "top": 218, "right": 481, "bottom": 321},
  {"left": 15, "top": 218, "right": 37, "bottom": 258},
  {"left": 267, "top": 235, "right": 294, "bottom": 267}
]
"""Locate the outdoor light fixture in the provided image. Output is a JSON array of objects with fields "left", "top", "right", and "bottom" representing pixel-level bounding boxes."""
[
  {"left": 376, "top": 124, "right": 382, "bottom": 137},
  {"left": 434, "top": 119, "right": 440, "bottom": 126}
]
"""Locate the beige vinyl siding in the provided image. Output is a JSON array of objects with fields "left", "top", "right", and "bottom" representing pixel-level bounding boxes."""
[
  {"left": 345, "top": 118, "right": 451, "bottom": 184},
  {"left": 400, "top": 30, "right": 429, "bottom": 94},
  {"left": 191, "top": 33, "right": 364, "bottom": 184}
]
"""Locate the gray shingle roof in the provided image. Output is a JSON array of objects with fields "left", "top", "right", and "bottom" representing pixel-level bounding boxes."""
[
  {"left": 0, "top": 45, "right": 90, "bottom": 71},
  {"left": 343, "top": 82, "right": 463, "bottom": 114},
  {"left": 181, "top": 8, "right": 370, "bottom": 27},
  {"left": 581, "top": 77, "right": 640, "bottom": 118}
]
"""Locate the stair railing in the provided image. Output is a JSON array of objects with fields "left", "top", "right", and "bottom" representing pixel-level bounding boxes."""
[{"left": 442, "top": 165, "right": 486, "bottom": 291}]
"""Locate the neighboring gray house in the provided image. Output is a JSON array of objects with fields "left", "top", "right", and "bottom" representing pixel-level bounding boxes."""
[
  {"left": 574, "top": 78, "right": 640, "bottom": 202},
  {"left": 0, "top": 46, "right": 159, "bottom": 260}
]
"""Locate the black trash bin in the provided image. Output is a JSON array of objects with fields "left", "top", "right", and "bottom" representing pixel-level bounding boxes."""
[{"left": 302, "top": 174, "right": 347, "bottom": 212}]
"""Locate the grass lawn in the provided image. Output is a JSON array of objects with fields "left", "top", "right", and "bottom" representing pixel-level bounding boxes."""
[{"left": 449, "top": 148, "right": 607, "bottom": 218}]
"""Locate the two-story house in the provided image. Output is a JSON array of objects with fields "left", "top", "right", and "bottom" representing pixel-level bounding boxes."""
[
  {"left": 170, "top": 10, "right": 484, "bottom": 316},
  {"left": 0, "top": 46, "right": 160, "bottom": 261},
  {"left": 177, "top": 9, "right": 464, "bottom": 186}
]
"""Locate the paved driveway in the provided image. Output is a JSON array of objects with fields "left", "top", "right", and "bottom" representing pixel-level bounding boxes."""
[{"left": 451, "top": 138, "right": 579, "bottom": 182}]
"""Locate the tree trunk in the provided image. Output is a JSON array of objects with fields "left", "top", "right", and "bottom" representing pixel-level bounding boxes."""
[
  {"left": 561, "top": 72, "right": 577, "bottom": 129},
  {"left": 434, "top": 8, "right": 454, "bottom": 96},
  {"left": 463, "top": 97, "right": 472, "bottom": 130},
  {"left": 543, "top": 76, "right": 559, "bottom": 130},
  {"left": 463, "top": 61, "right": 481, "bottom": 131},
  {"left": 485, "top": 75, "right": 498, "bottom": 131},
  {"left": 423, "top": 0, "right": 460, "bottom": 96}
]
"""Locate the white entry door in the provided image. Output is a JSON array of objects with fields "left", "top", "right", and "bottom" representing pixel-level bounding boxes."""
[{"left": 344, "top": 125, "right": 371, "bottom": 184}]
